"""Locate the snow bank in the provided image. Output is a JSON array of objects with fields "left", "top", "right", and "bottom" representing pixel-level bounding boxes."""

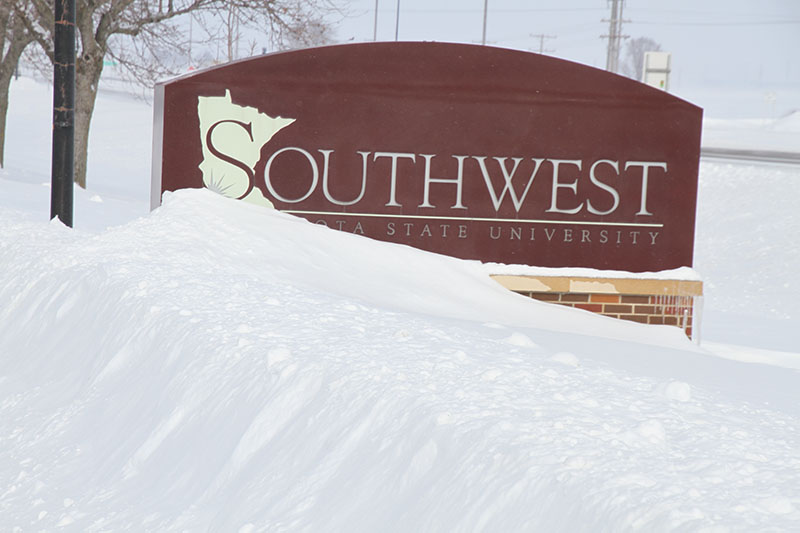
[
  {"left": 3, "top": 75, "right": 798, "bottom": 350},
  {"left": 2, "top": 190, "right": 800, "bottom": 531},
  {"left": 693, "top": 159, "right": 800, "bottom": 350}
]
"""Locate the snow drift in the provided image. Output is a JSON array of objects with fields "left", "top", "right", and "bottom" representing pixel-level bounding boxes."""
[{"left": 2, "top": 190, "right": 799, "bottom": 531}]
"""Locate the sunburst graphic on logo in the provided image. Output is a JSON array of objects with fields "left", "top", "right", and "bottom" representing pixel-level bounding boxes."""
[{"left": 197, "top": 90, "right": 295, "bottom": 208}]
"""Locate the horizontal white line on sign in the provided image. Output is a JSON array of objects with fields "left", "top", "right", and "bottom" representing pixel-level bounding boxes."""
[{"left": 282, "top": 210, "right": 664, "bottom": 228}]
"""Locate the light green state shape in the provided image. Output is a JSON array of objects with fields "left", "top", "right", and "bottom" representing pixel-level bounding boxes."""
[{"left": 197, "top": 89, "right": 295, "bottom": 208}]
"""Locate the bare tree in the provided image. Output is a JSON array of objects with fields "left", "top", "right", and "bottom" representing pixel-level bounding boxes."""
[
  {"left": 215, "top": 1, "right": 334, "bottom": 62},
  {"left": 282, "top": 16, "right": 334, "bottom": 50},
  {"left": 620, "top": 37, "right": 662, "bottom": 81},
  {"left": 13, "top": 0, "right": 339, "bottom": 188},
  {"left": 0, "top": 3, "right": 34, "bottom": 168}
]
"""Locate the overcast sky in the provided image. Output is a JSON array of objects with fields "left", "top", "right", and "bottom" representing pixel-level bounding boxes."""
[{"left": 331, "top": 0, "right": 800, "bottom": 117}]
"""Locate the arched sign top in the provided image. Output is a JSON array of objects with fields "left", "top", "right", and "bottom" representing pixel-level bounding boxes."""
[
  {"left": 153, "top": 42, "right": 702, "bottom": 272},
  {"left": 170, "top": 42, "right": 694, "bottom": 110}
]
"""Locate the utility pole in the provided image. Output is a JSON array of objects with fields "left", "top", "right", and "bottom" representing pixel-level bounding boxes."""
[
  {"left": 374, "top": 0, "right": 379, "bottom": 41},
  {"left": 481, "top": 0, "right": 488, "bottom": 45},
  {"left": 51, "top": 0, "right": 75, "bottom": 227},
  {"left": 394, "top": 0, "right": 400, "bottom": 41},
  {"left": 601, "top": 0, "right": 629, "bottom": 73},
  {"left": 531, "top": 33, "right": 556, "bottom": 54}
]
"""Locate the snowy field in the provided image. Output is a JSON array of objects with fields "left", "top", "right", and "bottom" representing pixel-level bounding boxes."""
[{"left": 1, "top": 76, "right": 799, "bottom": 531}]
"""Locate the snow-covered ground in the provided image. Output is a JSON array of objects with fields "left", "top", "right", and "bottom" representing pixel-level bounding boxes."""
[
  {"left": 1, "top": 75, "right": 799, "bottom": 531},
  {"left": 702, "top": 112, "right": 800, "bottom": 153}
]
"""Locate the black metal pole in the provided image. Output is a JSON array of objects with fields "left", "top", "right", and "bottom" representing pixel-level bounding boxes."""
[{"left": 51, "top": 0, "right": 75, "bottom": 227}]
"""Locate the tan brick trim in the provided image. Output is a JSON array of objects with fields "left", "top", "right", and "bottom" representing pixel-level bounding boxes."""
[{"left": 490, "top": 275, "right": 703, "bottom": 297}]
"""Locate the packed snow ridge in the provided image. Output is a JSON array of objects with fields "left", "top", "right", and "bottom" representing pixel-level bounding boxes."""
[{"left": 2, "top": 190, "right": 799, "bottom": 532}]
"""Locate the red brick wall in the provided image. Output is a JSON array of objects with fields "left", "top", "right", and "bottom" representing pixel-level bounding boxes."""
[{"left": 520, "top": 291, "right": 695, "bottom": 338}]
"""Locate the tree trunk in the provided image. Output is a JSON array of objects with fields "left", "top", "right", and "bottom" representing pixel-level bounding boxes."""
[
  {"left": 0, "top": 9, "right": 33, "bottom": 168},
  {"left": 73, "top": 53, "right": 103, "bottom": 188},
  {"left": 0, "top": 72, "right": 11, "bottom": 169},
  {"left": 0, "top": 66, "right": 20, "bottom": 169}
]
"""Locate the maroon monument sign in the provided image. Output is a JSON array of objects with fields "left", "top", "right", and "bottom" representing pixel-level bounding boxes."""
[{"left": 152, "top": 42, "right": 702, "bottom": 271}]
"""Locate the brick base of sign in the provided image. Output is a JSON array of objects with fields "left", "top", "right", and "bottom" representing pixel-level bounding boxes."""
[
  {"left": 525, "top": 292, "right": 695, "bottom": 338},
  {"left": 490, "top": 275, "right": 703, "bottom": 341}
]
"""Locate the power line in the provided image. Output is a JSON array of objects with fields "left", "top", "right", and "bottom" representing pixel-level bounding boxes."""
[
  {"left": 368, "top": 7, "right": 604, "bottom": 14},
  {"left": 634, "top": 19, "right": 800, "bottom": 26}
]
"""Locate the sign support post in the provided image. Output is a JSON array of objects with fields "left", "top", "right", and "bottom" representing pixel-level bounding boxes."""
[{"left": 51, "top": 0, "right": 75, "bottom": 227}]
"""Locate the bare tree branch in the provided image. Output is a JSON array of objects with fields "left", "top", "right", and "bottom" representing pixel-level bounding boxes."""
[
  {"left": 10, "top": 0, "right": 344, "bottom": 187},
  {"left": 621, "top": 37, "right": 662, "bottom": 81}
]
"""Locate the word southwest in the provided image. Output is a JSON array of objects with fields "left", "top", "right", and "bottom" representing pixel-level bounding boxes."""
[
  {"left": 265, "top": 149, "right": 666, "bottom": 216},
  {"left": 203, "top": 119, "right": 669, "bottom": 218}
]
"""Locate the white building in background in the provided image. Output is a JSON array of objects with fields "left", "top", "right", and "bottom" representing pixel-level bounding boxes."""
[{"left": 643, "top": 51, "right": 672, "bottom": 91}]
